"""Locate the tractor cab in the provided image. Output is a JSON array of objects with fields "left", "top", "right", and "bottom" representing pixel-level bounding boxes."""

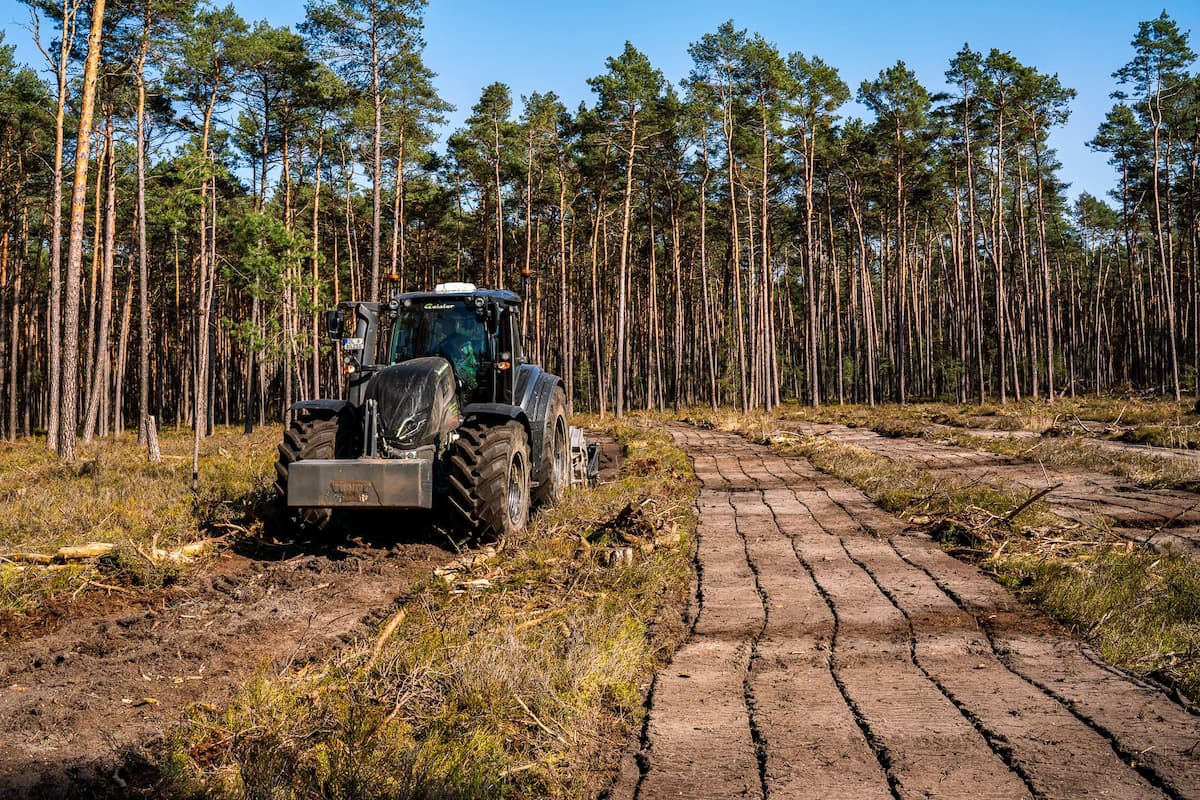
[{"left": 385, "top": 285, "right": 523, "bottom": 406}]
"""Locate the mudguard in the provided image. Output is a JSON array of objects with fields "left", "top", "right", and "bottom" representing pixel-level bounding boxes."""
[
  {"left": 515, "top": 366, "right": 565, "bottom": 471},
  {"left": 461, "top": 403, "right": 528, "bottom": 426},
  {"left": 288, "top": 398, "right": 357, "bottom": 418}
]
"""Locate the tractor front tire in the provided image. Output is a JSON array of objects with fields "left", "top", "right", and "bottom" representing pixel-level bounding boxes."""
[
  {"left": 532, "top": 387, "right": 570, "bottom": 507},
  {"left": 275, "top": 408, "right": 354, "bottom": 532},
  {"left": 445, "top": 420, "right": 531, "bottom": 540}
]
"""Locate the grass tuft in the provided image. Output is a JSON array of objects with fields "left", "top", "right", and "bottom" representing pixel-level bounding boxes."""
[{"left": 993, "top": 548, "right": 1200, "bottom": 699}]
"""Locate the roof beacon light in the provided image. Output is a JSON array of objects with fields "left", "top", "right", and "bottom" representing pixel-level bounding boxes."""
[{"left": 434, "top": 282, "right": 477, "bottom": 294}]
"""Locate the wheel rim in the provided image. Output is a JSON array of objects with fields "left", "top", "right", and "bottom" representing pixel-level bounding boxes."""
[{"left": 507, "top": 450, "right": 527, "bottom": 524}]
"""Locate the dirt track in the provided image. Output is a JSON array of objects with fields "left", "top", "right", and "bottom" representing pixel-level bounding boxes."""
[
  {"left": 0, "top": 526, "right": 450, "bottom": 795},
  {"left": 787, "top": 422, "right": 1200, "bottom": 556},
  {"left": 611, "top": 426, "right": 1200, "bottom": 800}
]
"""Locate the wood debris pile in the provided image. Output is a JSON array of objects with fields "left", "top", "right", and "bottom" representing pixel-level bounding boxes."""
[
  {"left": 576, "top": 497, "right": 682, "bottom": 566},
  {"left": 433, "top": 545, "right": 501, "bottom": 592}
]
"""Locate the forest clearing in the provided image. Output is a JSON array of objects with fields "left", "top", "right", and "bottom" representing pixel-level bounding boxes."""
[
  {"left": 3, "top": 0, "right": 1200, "bottom": 797},
  {"left": 1, "top": 402, "right": 1199, "bottom": 797}
]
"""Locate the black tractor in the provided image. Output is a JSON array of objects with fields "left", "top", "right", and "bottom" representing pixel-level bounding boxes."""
[{"left": 275, "top": 283, "right": 594, "bottom": 538}]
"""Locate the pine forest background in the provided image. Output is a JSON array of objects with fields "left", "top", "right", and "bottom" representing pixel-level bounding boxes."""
[{"left": 1, "top": 0, "right": 1199, "bottom": 460}]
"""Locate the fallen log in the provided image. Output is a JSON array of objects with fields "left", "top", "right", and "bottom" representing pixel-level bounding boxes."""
[
  {"left": 139, "top": 535, "right": 225, "bottom": 564},
  {"left": 56, "top": 542, "right": 115, "bottom": 560},
  {"left": 6, "top": 552, "right": 54, "bottom": 565},
  {"left": 4, "top": 542, "right": 115, "bottom": 564},
  {"left": 147, "top": 539, "right": 221, "bottom": 563}
]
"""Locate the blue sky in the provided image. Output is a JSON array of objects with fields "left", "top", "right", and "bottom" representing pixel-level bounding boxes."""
[{"left": 2, "top": 0, "right": 1198, "bottom": 201}]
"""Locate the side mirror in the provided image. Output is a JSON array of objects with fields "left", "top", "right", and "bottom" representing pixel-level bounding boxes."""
[{"left": 325, "top": 308, "right": 345, "bottom": 340}]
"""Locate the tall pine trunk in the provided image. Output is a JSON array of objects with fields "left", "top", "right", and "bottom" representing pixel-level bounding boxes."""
[{"left": 57, "top": 0, "right": 107, "bottom": 462}]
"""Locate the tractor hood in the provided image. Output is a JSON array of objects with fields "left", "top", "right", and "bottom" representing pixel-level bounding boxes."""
[{"left": 363, "top": 357, "right": 460, "bottom": 452}]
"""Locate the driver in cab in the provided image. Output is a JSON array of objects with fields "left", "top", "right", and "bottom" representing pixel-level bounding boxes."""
[{"left": 433, "top": 316, "right": 480, "bottom": 395}]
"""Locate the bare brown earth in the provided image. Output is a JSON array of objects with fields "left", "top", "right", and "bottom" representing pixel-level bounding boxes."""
[
  {"left": 0, "top": 523, "right": 451, "bottom": 796},
  {"left": 787, "top": 421, "right": 1200, "bottom": 557},
  {"left": 611, "top": 426, "right": 1200, "bottom": 800}
]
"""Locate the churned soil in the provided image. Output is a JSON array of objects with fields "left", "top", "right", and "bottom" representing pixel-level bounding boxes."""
[
  {"left": 0, "top": 432, "right": 626, "bottom": 798},
  {"left": 0, "top": 523, "right": 451, "bottom": 796},
  {"left": 609, "top": 426, "right": 1200, "bottom": 800}
]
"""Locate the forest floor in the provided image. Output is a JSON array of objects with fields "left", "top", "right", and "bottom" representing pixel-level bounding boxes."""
[
  {"left": 0, "top": 425, "right": 667, "bottom": 798},
  {"left": 2, "top": 402, "right": 1199, "bottom": 798},
  {"left": 0, "top": 521, "right": 451, "bottom": 794}
]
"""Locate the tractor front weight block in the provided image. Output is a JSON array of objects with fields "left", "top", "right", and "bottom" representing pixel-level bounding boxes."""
[{"left": 287, "top": 454, "right": 433, "bottom": 509}]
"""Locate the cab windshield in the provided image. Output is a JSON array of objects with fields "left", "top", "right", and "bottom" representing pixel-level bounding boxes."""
[
  {"left": 391, "top": 301, "right": 488, "bottom": 363},
  {"left": 390, "top": 299, "right": 491, "bottom": 400}
]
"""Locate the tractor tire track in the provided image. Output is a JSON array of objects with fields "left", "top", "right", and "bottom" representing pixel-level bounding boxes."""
[{"left": 617, "top": 425, "right": 1198, "bottom": 800}]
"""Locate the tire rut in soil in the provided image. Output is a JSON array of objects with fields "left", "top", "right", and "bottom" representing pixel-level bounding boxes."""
[
  {"left": 737, "top": 488, "right": 892, "bottom": 799},
  {"left": 838, "top": 534, "right": 1160, "bottom": 800},
  {"left": 732, "top": 492, "right": 772, "bottom": 800},
  {"left": 891, "top": 536, "right": 1200, "bottom": 799},
  {"left": 783, "top": 483, "right": 1031, "bottom": 799},
  {"left": 808, "top": 475, "right": 1165, "bottom": 799},
  {"left": 621, "top": 425, "right": 1200, "bottom": 800},
  {"left": 623, "top": 484, "right": 762, "bottom": 799}
]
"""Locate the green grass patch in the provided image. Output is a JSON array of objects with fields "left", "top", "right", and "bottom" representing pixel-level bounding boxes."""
[{"left": 162, "top": 420, "right": 697, "bottom": 799}]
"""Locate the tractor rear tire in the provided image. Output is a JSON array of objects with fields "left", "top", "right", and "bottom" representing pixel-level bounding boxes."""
[
  {"left": 444, "top": 420, "right": 531, "bottom": 540},
  {"left": 532, "top": 387, "right": 570, "bottom": 507},
  {"left": 275, "top": 408, "right": 356, "bottom": 532}
]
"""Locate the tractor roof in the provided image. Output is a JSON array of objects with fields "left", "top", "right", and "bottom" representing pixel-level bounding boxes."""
[{"left": 392, "top": 285, "right": 521, "bottom": 306}]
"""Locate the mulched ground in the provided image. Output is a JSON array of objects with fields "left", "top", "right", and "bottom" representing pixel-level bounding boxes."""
[{"left": 609, "top": 426, "right": 1199, "bottom": 800}]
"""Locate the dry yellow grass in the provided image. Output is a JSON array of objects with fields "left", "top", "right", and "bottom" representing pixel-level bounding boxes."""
[{"left": 0, "top": 427, "right": 276, "bottom": 620}]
